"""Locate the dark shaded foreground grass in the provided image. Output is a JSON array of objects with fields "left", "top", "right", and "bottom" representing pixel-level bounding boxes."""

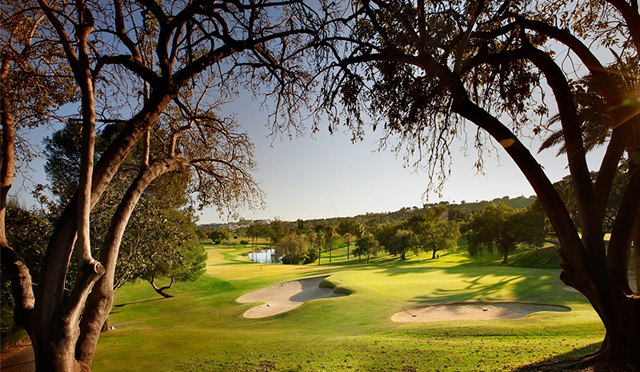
[{"left": 90, "top": 242, "right": 607, "bottom": 372}]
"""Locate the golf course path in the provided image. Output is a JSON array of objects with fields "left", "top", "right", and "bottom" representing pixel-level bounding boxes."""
[
  {"left": 1, "top": 339, "right": 34, "bottom": 372},
  {"left": 237, "top": 276, "right": 346, "bottom": 318},
  {"left": 391, "top": 302, "right": 571, "bottom": 322}
]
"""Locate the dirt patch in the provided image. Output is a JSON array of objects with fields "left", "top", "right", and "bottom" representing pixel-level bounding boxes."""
[
  {"left": 391, "top": 302, "right": 571, "bottom": 322},
  {"left": 1, "top": 338, "right": 34, "bottom": 372},
  {"left": 237, "top": 276, "right": 346, "bottom": 318}
]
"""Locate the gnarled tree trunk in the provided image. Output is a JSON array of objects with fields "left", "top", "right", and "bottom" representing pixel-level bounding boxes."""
[
  {"left": 75, "top": 157, "right": 188, "bottom": 366},
  {"left": 149, "top": 276, "right": 175, "bottom": 298}
]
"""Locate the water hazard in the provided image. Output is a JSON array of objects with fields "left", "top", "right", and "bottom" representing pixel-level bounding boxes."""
[{"left": 246, "top": 249, "right": 278, "bottom": 263}]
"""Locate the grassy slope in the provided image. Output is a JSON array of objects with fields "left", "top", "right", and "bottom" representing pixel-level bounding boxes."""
[{"left": 93, "top": 241, "right": 603, "bottom": 372}]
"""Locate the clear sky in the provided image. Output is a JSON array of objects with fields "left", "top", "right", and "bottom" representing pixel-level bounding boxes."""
[
  {"left": 12, "top": 88, "right": 606, "bottom": 225},
  {"left": 192, "top": 95, "right": 606, "bottom": 224}
]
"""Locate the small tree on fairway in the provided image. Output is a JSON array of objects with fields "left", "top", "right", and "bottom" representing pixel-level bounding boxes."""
[
  {"left": 354, "top": 232, "right": 381, "bottom": 264},
  {"left": 142, "top": 238, "right": 207, "bottom": 298},
  {"left": 325, "top": 226, "right": 336, "bottom": 263},
  {"left": 343, "top": 233, "right": 353, "bottom": 260},
  {"left": 316, "top": 231, "right": 325, "bottom": 265},
  {"left": 389, "top": 229, "right": 418, "bottom": 260}
]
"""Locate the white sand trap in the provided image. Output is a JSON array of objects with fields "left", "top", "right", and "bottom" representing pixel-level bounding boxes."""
[
  {"left": 391, "top": 302, "right": 570, "bottom": 322},
  {"left": 237, "top": 276, "right": 346, "bottom": 318}
]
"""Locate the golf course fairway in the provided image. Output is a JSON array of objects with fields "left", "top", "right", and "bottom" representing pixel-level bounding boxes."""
[{"left": 91, "top": 242, "right": 604, "bottom": 372}]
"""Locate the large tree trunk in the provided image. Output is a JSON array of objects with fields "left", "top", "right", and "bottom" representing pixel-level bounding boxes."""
[
  {"left": 0, "top": 57, "right": 14, "bottom": 244},
  {"left": 75, "top": 157, "right": 188, "bottom": 367},
  {"left": 22, "top": 76, "right": 175, "bottom": 369},
  {"left": 454, "top": 75, "right": 640, "bottom": 368},
  {"left": 634, "top": 225, "right": 640, "bottom": 294}
]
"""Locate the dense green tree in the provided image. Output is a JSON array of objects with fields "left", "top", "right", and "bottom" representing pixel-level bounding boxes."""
[
  {"left": 337, "top": 218, "right": 359, "bottom": 236},
  {"left": 274, "top": 233, "right": 313, "bottom": 265},
  {"left": 447, "top": 209, "right": 471, "bottom": 223},
  {"left": 306, "top": 231, "right": 319, "bottom": 264},
  {"left": 354, "top": 232, "right": 381, "bottom": 264},
  {"left": 466, "top": 203, "right": 545, "bottom": 264},
  {"left": 266, "top": 218, "right": 289, "bottom": 245},
  {"left": 195, "top": 228, "right": 208, "bottom": 241},
  {"left": 372, "top": 221, "right": 401, "bottom": 255},
  {"left": 208, "top": 229, "right": 231, "bottom": 245},
  {"left": 408, "top": 210, "right": 460, "bottom": 259},
  {"left": 315, "top": 231, "right": 325, "bottom": 265},
  {"left": 316, "top": 0, "right": 640, "bottom": 365},
  {"left": 388, "top": 229, "right": 418, "bottom": 260}
]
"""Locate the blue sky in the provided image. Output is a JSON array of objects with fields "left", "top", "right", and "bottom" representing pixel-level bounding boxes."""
[
  {"left": 193, "top": 95, "right": 605, "bottom": 224},
  {"left": 12, "top": 89, "right": 606, "bottom": 225}
]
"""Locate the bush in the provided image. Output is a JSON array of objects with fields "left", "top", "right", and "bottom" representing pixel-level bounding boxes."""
[
  {"left": 239, "top": 240, "right": 249, "bottom": 245},
  {"left": 304, "top": 246, "right": 318, "bottom": 264}
]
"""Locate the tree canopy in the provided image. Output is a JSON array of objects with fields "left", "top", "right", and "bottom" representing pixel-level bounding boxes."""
[
  {"left": 354, "top": 232, "right": 382, "bottom": 264},
  {"left": 406, "top": 208, "right": 460, "bottom": 260}
]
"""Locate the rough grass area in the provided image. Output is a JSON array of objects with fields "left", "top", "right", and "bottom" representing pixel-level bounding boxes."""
[{"left": 92, "top": 241, "right": 605, "bottom": 372}]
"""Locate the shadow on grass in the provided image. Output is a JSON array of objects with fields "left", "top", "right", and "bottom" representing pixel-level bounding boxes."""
[
  {"left": 511, "top": 343, "right": 604, "bottom": 371},
  {"left": 408, "top": 268, "right": 579, "bottom": 305},
  {"left": 113, "top": 298, "right": 164, "bottom": 308}
]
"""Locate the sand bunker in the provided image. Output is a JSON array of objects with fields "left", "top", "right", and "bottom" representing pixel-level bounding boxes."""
[
  {"left": 391, "top": 302, "right": 570, "bottom": 322},
  {"left": 237, "top": 276, "right": 346, "bottom": 318}
]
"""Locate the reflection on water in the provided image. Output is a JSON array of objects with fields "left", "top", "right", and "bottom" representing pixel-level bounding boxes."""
[{"left": 246, "top": 249, "right": 278, "bottom": 263}]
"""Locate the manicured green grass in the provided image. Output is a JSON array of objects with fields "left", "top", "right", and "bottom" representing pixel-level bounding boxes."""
[{"left": 93, "top": 242, "right": 604, "bottom": 372}]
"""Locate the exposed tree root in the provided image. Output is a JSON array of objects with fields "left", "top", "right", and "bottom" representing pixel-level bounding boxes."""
[{"left": 512, "top": 352, "right": 639, "bottom": 372}]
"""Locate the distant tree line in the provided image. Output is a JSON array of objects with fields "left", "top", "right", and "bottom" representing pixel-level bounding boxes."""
[{"left": 199, "top": 195, "right": 537, "bottom": 233}]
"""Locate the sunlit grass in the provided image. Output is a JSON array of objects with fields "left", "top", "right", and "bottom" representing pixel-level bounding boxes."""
[{"left": 93, "top": 240, "right": 603, "bottom": 372}]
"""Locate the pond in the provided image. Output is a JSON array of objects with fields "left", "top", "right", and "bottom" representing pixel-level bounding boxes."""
[{"left": 246, "top": 249, "right": 279, "bottom": 264}]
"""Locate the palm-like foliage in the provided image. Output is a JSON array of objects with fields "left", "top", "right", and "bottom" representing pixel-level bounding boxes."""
[{"left": 539, "top": 56, "right": 639, "bottom": 156}]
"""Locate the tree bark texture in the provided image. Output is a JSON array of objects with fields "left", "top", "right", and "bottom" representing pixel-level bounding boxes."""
[{"left": 76, "top": 157, "right": 188, "bottom": 367}]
